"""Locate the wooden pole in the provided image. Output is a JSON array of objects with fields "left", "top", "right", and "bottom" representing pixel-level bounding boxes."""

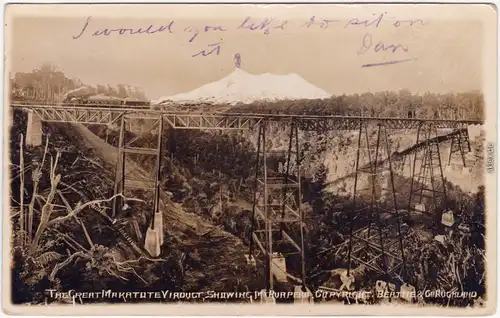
[{"left": 19, "top": 134, "right": 25, "bottom": 246}]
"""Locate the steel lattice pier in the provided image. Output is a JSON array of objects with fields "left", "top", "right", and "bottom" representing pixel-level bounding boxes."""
[{"left": 248, "top": 122, "right": 307, "bottom": 291}]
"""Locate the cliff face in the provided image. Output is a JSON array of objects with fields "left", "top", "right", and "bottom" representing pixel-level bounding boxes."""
[
  {"left": 241, "top": 123, "right": 485, "bottom": 197},
  {"left": 65, "top": 122, "right": 258, "bottom": 291}
]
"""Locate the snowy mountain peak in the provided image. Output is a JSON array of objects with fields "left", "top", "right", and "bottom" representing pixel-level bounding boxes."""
[{"left": 156, "top": 68, "right": 331, "bottom": 105}]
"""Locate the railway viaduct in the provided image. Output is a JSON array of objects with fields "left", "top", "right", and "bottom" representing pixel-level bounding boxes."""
[{"left": 12, "top": 102, "right": 483, "bottom": 302}]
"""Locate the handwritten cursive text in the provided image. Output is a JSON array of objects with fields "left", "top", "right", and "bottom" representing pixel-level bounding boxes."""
[
  {"left": 70, "top": 13, "right": 426, "bottom": 62},
  {"left": 345, "top": 13, "right": 386, "bottom": 28},
  {"left": 237, "top": 17, "right": 288, "bottom": 35},
  {"left": 302, "top": 16, "right": 339, "bottom": 29},
  {"left": 192, "top": 42, "right": 222, "bottom": 58},
  {"left": 72, "top": 16, "right": 174, "bottom": 40},
  {"left": 357, "top": 33, "right": 409, "bottom": 55}
]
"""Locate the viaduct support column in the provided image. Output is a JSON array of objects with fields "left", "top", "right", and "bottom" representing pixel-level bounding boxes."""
[
  {"left": 248, "top": 121, "right": 307, "bottom": 296},
  {"left": 26, "top": 110, "right": 43, "bottom": 146},
  {"left": 346, "top": 122, "right": 407, "bottom": 284},
  {"left": 112, "top": 114, "right": 165, "bottom": 257}
]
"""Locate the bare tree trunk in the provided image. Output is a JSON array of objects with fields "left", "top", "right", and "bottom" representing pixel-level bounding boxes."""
[
  {"left": 219, "top": 185, "right": 223, "bottom": 207},
  {"left": 27, "top": 177, "right": 37, "bottom": 246},
  {"left": 30, "top": 152, "right": 60, "bottom": 255},
  {"left": 19, "top": 134, "right": 25, "bottom": 246},
  {"left": 237, "top": 177, "right": 242, "bottom": 194},
  {"left": 27, "top": 137, "right": 49, "bottom": 245},
  {"left": 58, "top": 191, "right": 94, "bottom": 248}
]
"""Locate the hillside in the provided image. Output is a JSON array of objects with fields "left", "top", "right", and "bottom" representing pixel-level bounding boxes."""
[{"left": 10, "top": 112, "right": 263, "bottom": 304}]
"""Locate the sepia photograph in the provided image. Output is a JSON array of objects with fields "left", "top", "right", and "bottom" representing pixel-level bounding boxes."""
[{"left": 2, "top": 3, "right": 497, "bottom": 316}]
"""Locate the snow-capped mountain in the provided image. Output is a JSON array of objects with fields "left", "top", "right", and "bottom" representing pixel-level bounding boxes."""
[{"left": 155, "top": 68, "right": 331, "bottom": 105}]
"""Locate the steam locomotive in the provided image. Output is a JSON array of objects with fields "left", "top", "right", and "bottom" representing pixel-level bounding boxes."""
[{"left": 63, "top": 95, "right": 151, "bottom": 108}]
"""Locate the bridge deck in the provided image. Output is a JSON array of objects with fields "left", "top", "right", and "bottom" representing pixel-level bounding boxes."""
[{"left": 11, "top": 103, "right": 483, "bottom": 130}]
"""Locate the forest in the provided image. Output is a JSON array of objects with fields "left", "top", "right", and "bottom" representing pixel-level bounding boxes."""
[
  {"left": 10, "top": 63, "right": 147, "bottom": 102},
  {"left": 230, "top": 90, "right": 484, "bottom": 120}
]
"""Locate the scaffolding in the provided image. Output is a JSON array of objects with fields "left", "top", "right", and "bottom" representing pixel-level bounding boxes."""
[{"left": 248, "top": 121, "right": 307, "bottom": 291}]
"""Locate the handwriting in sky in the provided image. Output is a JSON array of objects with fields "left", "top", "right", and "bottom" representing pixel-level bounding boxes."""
[
  {"left": 344, "top": 12, "right": 427, "bottom": 29},
  {"left": 72, "top": 13, "right": 426, "bottom": 40},
  {"left": 72, "top": 16, "right": 175, "bottom": 40},
  {"left": 192, "top": 42, "right": 222, "bottom": 58},
  {"left": 357, "top": 33, "right": 409, "bottom": 55},
  {"left": 345, "top": 13, "right": 386, "bottom": 28},
  {"left": 302, "top": 16, "right": 340, "bottom": 29},
  {"left": 184, "top": 26, "right": 199, "bottom": 42},
  {"left": 70, "top": 13, "right": 426, "bottom": 64},
  {"left": 184, "top": 25, "right": 227, "bottom": 43},
  {"left": 392, "top": 18, "right": 427, "bottom": 27},
  {"left": 357, "top": 33, "right": 415, "bottom": 68},
  {"left": 237, "top": 17, "right": 288, "bottom": 35}
]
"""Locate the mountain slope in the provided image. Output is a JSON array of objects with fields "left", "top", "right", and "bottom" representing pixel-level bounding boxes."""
[{"left": 156, "top": 68, "right": 331, "bottom": 105}]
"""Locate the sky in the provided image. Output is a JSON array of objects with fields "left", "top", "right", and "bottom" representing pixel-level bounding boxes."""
[{"left": 6, "top": 4, "right": 493, "bottom": 100}]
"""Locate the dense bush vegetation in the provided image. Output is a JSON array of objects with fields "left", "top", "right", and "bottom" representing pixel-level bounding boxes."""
[
  {"left": 231, "top": 90, "right": 484, "bottom": 121},
  {"left": 9, "top": 113, "right": 189, "bottom": 304}
]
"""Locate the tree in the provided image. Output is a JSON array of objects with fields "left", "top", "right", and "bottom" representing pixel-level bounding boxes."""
[
  {"left": 12, "top": 63, "right": 83, "bottom": 102},
  {"left": 359, "top": 92, "right": 375, "bottom": 117}
]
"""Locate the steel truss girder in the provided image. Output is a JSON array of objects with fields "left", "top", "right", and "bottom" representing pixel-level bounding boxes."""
[
  {"left": 112, "top": 115, "right": 164, "bottom": 227},
  {"left": 351, "top": 128, "right": 470, "bottom": 176},
  {"left": 296, "top": 118, "right": 473, "bottom": 130},
  {"left": 28, "top": 106, "right": 123, "bottom": 125},
  {"left": 248, "top": 122, "right": 307, "bottom": 291},
  {"left": 162, "top": 114, "right": 263, "bottom": 130},
  {"left": 12, "top": 103, "right": 481, "bottom": 131},
  {"left": 394, "top": 128, "right": 467, "bottom": 157}
]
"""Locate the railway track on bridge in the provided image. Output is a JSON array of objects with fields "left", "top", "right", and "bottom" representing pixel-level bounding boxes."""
[{"left": 10, "top": 102, "right": 482, "bottom": 130}]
